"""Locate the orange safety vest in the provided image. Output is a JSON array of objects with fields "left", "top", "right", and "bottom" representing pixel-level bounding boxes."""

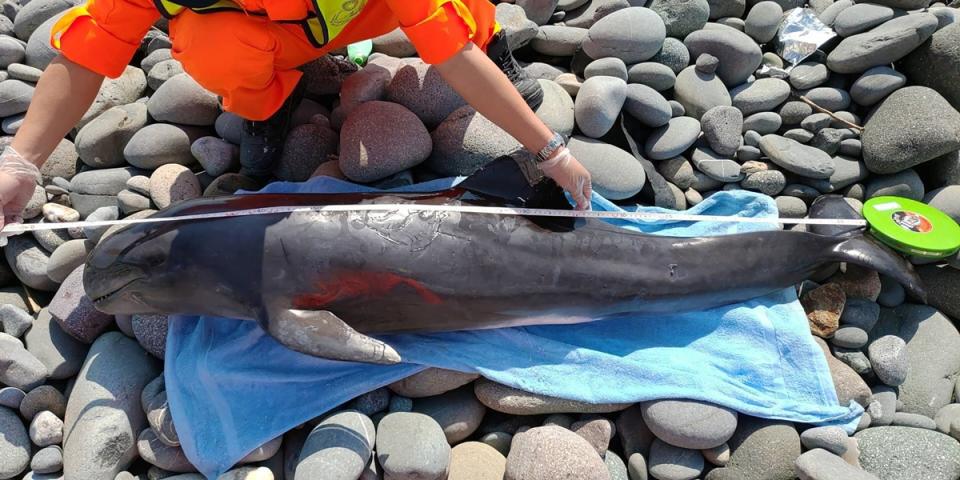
[{"left": 152, "top": 0, "right": 367, "bottom": 47}]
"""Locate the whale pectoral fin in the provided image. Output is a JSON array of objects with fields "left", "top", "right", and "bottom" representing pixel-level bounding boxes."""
[{"left": 264, "top": 308, "right": 402, "bottom": 365}]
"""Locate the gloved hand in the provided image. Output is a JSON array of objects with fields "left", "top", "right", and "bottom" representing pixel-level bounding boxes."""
[
  {"left": 0, "top": 146, "right": 41, "bottom": 233},
  {"left": 538, "top": 146, "right": 592, "bottom": 211}
]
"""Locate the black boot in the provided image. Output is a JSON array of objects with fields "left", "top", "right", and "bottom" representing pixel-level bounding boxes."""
[
  {"left": 486, "top": 30, "right": 544, "bottom": 109},
  {"left": 239, "top": 81, "right": 305, "bottom": 181}
]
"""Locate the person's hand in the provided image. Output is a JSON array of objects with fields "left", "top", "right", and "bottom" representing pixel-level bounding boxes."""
[
  {"left": 0, "top": 146, "right": 41, "bottom": 233},
  {"left": 538, "top": 147, "right": 592, "bottom": 210}
]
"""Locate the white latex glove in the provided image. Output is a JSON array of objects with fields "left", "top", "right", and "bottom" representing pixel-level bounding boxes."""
[
  {"left": 0, "top": 146, "right": 41, "bottom": 239},
  {"left": 539, "top": 147, "right": 592, "bottom": 211}
]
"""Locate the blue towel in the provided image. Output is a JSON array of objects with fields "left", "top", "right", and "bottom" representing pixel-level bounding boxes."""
[{"left": 164, "top": 177, "right": 864, "bottom": 478}]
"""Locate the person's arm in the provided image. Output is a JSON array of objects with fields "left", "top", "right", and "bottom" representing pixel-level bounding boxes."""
[
  {"left": 434, "top": 43, "right": 592, "bottom": 210},
  {"left": 12, "top": 55, "right": 104, "bottom": 165}
]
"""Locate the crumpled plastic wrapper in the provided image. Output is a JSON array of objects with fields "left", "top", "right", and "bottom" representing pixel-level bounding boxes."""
[{"left": 759, "top": 8, "right": 837, "bottom": 78}]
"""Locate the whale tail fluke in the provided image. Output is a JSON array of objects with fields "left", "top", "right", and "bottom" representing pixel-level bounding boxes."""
[
  {"left": 829, "top": 234, "right": 927, "bottom": 303},
  {"left": 807, "top": 194, "right": 927, "bottom": 303}
]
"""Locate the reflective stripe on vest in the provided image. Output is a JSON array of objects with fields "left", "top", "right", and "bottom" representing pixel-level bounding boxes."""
[{"left": 153, "top": 0, "right": 367, "bottom": 47}]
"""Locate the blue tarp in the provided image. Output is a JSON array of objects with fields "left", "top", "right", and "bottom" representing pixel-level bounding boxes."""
[{"left": 164, "top": 176, "right": 863, "bottom": 478}]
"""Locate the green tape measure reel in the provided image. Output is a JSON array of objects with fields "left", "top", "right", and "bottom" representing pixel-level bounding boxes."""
[{"left": 863, "top": 196, "right": 960, "bottom": 259}]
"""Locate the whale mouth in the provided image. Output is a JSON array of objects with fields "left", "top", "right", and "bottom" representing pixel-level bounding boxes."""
[{"left": 90, "top": 278, "right": 140, "bottom": 305}]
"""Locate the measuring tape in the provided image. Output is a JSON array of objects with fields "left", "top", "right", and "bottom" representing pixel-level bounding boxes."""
[{"left": 0, "top": 202, "right": 868, "bottom": 236}]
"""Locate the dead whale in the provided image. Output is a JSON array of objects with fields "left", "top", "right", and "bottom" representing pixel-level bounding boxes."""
[{"left": 83, "top": 164, "right": 925, "bottom": 365}]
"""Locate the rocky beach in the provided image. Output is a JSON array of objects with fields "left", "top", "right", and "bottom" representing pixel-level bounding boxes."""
[{"left": 1, "top": 0, "right": 960, "bottom": 478}]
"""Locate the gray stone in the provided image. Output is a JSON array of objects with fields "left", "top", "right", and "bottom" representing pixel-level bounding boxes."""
[
  {"left": 147, "top": 73, "right": 218, "bottom": 126},
  {"left": 293, "top": 411, "right": 376, "bottom": 480},
  {"left": 605, "top": 451, "right": 628, "bottom": 480},
  {"left": 627, "top": 62, "right": 676, "bottom": 91},
  {"left": 759, "top": 135, "right": 835, "bottom": 179},
  {"left": 869, "top": 386, "right": 897, "bottom": 427},
  {"left": 794, "top": 448, "right": 877, "bottom": 480},
  {"left": 701, "top": 106, "right": 742, "bottom": 156},
  {"left": 76, "top": 65, "right": 147, "bottom": 131},
  {"left": 31, "top": 446, "right": 63, "bottom": 474},
  {"left": 877, "top": 276, "right": 906, "bottom": 308},
  {"left": 742, "top": 170, "right": 785, "bottom": 195},
  {"left": 0, "top": 387, "right": 24, "bottom": 409},
  {"left": 684, "top": 29, "right": 762, "bottom": 86},
  {"left": 872, "top": 305, "right": 960, "bottom": 418},
  {"left": 413, "top": 385, "right": 485, "bottom": 444},
  {"left": 516, "top": 0, "right": 558, "bottom": 25},
  {"left": 706, "top": 0, "right": 745, "bottom": 19},
  {"left": 840, "top": 298, "right": 880, "bottom": 331},
  {"left": 744, "top": 1, "right": 783, "bottom": 43},
  {"left": 39, "top": 138, "right": 79, "bottom": 183},
  {"left": 496, "top": 3, "right": 538, "bottom": 48},
  {"left": 833, "top": 347, "right": 873, "bottom": 375},
  {"left": 4, "top": 235, "right": 57, "bottom": 291},
  {"left": 564, "top": 136, "right": 649, "bottom": 199},
  {"left": 475, "top": 378, "right": 630, "bottom": 415},
  {"left": 70, "top": 167, "right": 141, "bottom": 196},
  {"left": 833, "top": 326, "right": 869, "bottom": 348},
  {"left": 46, "top": 239, "right": 92, "bottom": 283},
  {"left": 118, "top": 190, "right": 150, "bottom": 216},
  {"left": 339, "top": 101, "right": 431, "bottom": 183},
  {"left": 0, "top": 79, "right": 32, "bottom": 117},
  {"left": 48, "top": 265, "right": 113, "bottom": 344},
  {"left": 641, "top": 399, "right": 738, "bottom": 450},
  {"left": 648, "top": 0, "right": 710, "bottom": 38},
  {"left": 815, "top": 337, "right": 872, "bottom": 407},
  {"left": 862, "top": 86, "right": 960, "bottom": 174},
  {"left": 523, "top": 62, "right": 565, "bottom": 81},
  {"left": 505, "top": 426, "right": 608, "bottom": 480},
  {"left": 371, "top": 28, "right": 416, "bottom": 58},
  {"left": 29, "top": 410, "right": 63, "bottom": 447},
  {"left": 25, "top": 12, "right": 64, "bottom": 70},
  {"left": 575, "top": 76, "right": 627, "bottom": 138},
  {"left": 900, "top": 22, "right": 960, "bottom": 111},
  {"left": 803, "top": 87, "right": 851, "bottom": 111},
  {"left": 627, "top": 453, "right": 648, "bottom": 480},
  {"left": 140, "top": 48, "right": 172, "bottom": 74},
  {"left": 132, "top": 314, "right": 167, "bottom": 360},
  {"left": 742, "top": 112, "right": 781, "bottom": 134},
  {"left": 856, "top": 426, "right": 960, "bottom": 480},
  {"left": 827, "top": 13, "right": 939, "bottom": 73},
  {"left": 0, "top": 406, "right": 30, "bottom": 479},
  {"left": 645, "top": 116, "right": 701, "bottom": 160},
  {"left": 624, "top": 83, "right": 672, "bottom": 127},
  {"left": 650, "top": 37, "right": 690, "bottom": 74},
  {"left": 386, "top": 60, "right": 466, "bottom": 129},
  {"left": 375, "top": 413, "right": 450, "bottom": 480},
  {"left": 124, "top": 124, "right": 203, "bottom": 170},
  {"left": 691, "top": 146, "right": 744, "bottom": 182},
  {"left": 925, "top": 185, "right": 960, "bottom": 223},
  {"left": 865, "top": 169, "right": 924, "bottom": 201},
  {"left": 63, "top": 332, "right": 160, "bottom": 480},
  {"left": 0, "top": 304, "right": 31, "bottom": 338},
  {"left": 0, "top": 36, "right": 24, "bottom": 69},
  {"left": 584, "top": 57, "right": 628, "bottom": 80},
  {"left": 137, "top": 428, "right": 194, "bottom": 473},
  {"left": 801, "top": 113, "right": 833, "bottom": 133},
  {"left": 535, "top": 80, "right": 575, "bottom": 138},
  {"left": 191, "top": 137, "right": 238, "bottom": 177},
  {"left": 14, "top": 0, "right": 75, "bottom": 40},
  {"left": 935, "top": 404, "right": 960, "bottom": 434},
  {"left": 799, "top": 427, "right": 848, "bottom": 456},
  {"left": 778, "top": 101, "right": 812, "bottom": 125},
  {"left": 571, "top": 417, "right": 614, "bottom": 456},
  {"left": 214, "top": 112, "right": 243, "bottom": 145},
  {"left": 834, "top": 4, "right": 895, "bottom": 37},
  {"left": 808, "top": 128, "right": 844, "bottom": 155},
  {"left": 658, "top": 156, "right": 695, "bottom": 189},
  {"left": 146, "top": 59, "right": 184, "bottom": 91},
  {"left": 868, "top": 335, "right": 908, "bottom": 387},
  {"left": 75, "top": 103, "right": 149, "bottom": 169},
  {"left": 789, "top": 62, "right": 829, "bottom": 90},
  {"left": 0, "top": 332, "right": 47, "bottom": 391},
  {"left": 674, "top": 63, "right": 732, "bottom": 120},
  {"left": 818, "top": 0, "right": 855, "bottom": 26},
  {"left": 703, "top": 417, "right": 800, "bottom": 480},
  {"left": 890, "top": 412, "right": 937, "bottom": 429},
  {"left": 648, "top": 439, "right": 704, "bottom": 480},
  {"left": 149, "top": 164, "right": 200, "bottom": 209},
  {"left": 428, "top": 106, "right": 525, "bottom": 176},
  {"left": 480, "top": 432, "right": 512, "bottom": 457},
  {"left": 582, "top": 7, "right": 666, "bottom": 64},
  {"left": 24, "top": 308, "right": 85, "bottom": 380},
  {"left": 839, "top": 139, "right": 861, "bottom": 157},
  {"left": 531, "top": 25, "right": 588, "bottom": 56},
  {"left": 388, "top": 368, "right": 478, "bottom": 398},
  {"left": 562, "top": 0, "right": 630, "bottom": 29}
]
